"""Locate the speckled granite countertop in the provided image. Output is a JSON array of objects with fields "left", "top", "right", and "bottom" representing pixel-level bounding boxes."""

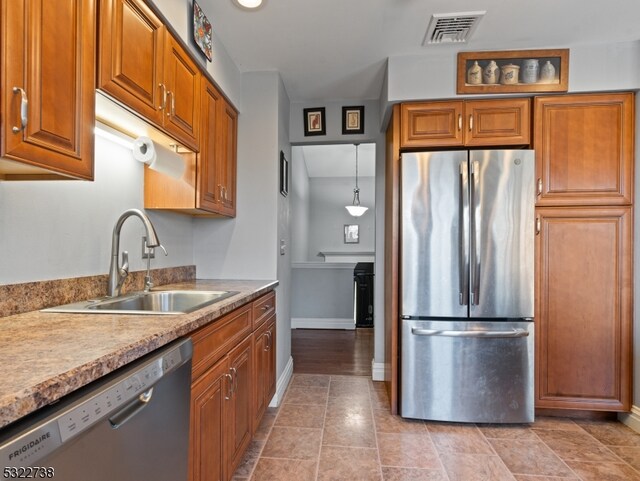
[{"left": 0, "top": 279, "right": 277, "bottom": 429}]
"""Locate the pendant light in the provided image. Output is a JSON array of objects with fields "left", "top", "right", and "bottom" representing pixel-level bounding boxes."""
[
  {"left": 345, "top": 143, "right": 368, "bottom": 217},
  {"left": 233, "top": 0, "right": 263, "bottom": 9}
]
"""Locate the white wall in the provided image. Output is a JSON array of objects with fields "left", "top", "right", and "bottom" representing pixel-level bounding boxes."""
[
  {"left": 291, "top": 265, "right": 354, "bottom": 319},
  {"left": 0, "top": 136, "right": 194, "bottom": 285},
  {"left": 290, "top": 148, "right": 311, "bottom": 263},
  {"left": 308, "top": 177, "right": 375, "bottom": 260}
]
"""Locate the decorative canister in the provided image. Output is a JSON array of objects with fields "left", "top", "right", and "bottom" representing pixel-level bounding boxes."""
[
  {"left": 521, "top": 59, "right": 539, "bottom": 84},
  {"left": 540, "top": 60, "right": 556, "bottom": 83},
  {"left": 500, "top": 64, "right": 520, "bottom": 84},
  {"left": 467, "top": 61, "right": 482, "bottom": 85},
  {"left": 483, "top": 60, "right": 499, "bottom": 84}
]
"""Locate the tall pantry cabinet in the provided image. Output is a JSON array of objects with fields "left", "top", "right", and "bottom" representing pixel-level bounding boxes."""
[{"left": 534, "top": 92, "right": 634, "bottom": 411}]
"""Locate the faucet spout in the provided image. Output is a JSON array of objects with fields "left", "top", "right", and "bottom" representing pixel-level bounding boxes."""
[{"left": 108, "top": 209, "right": 161, "bottom": 297}]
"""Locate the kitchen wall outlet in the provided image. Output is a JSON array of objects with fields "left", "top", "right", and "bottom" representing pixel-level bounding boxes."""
[
  {"left": 142, "top": 236, "right": 155, "bottom": 259},
  {"left": 280, "top": 239, "right": 286, "bottom": 255}
]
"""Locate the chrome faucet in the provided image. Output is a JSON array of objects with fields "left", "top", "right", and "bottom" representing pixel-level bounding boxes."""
[{"left": 108, "top": 209, "right": 161, "bottom": 297}]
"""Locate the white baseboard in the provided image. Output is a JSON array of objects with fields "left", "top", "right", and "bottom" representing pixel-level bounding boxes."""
[
  {"left": 371, "top": 359, "right": 385, "bottom": 381},
  {"left": 619, "top": 405, "right": 640, "bottom": 434},
  {"left": 291, "top": 317, "right": 355, "bottom": 330},
  {"left": 268, "top": 356, "right": 293, "bottom": 408}
]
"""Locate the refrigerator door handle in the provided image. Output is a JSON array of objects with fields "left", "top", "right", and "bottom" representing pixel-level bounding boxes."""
[
  {"left": 470, "top": 160, "right": 481, "bottom": 305},
  {"left": 459, "top": 161, "right": 469, "bottom": 306},
  {"left": 411, "top": 327, "right": 529, "bottom": 338}
]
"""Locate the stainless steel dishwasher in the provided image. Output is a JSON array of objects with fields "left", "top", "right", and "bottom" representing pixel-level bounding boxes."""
[{"left": 0, "top": 338, "right": 193, "bottom": 481}]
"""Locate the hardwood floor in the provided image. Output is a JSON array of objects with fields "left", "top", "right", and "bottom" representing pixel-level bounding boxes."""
[{"left": 291, "top": 328, "right": 373, "bottom": 376}]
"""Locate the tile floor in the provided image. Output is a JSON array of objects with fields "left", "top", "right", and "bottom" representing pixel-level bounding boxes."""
[{"left": 233, "top": 374, "right": 640, "bottom": 481}]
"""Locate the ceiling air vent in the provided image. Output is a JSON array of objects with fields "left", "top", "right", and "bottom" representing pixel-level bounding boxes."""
[{"left": 423, "top": 11, "right": 486, "bottom": 45}]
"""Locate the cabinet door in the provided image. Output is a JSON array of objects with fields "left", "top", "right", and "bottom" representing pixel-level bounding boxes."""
[
  {"left": 534, "top": 93, "right": 634, "bottom": 206},
  {"left": 164, "top": 32, "right": 200, "bottom": 151},
  {"left": 252, "top": 323, "right": 269, "bottom": 433},
  {"left": 98, "top": 0, "right": 164, "bottom": 126},
  {"left": 535, "top": 206, "right": 632, "bottom": 411},
  {"left": 265, "top": 319, "right": 277, "bottom": 402},
  {"left": 226, "top": 335, "right": 253, "bottom": 476},
  {"left": 217, "top": 99, "right": 238, "bottom": 216},
  {"left": 197, "top": 77, "right": 222, "bottom": 213},
  {"left": 464, "top": 98, "right": 530, "bottom": 146},
  {"left": 2, "top": 0, "right": 95, "bottom": 179},
  {"left": 400, "top": 101, "right": 463, "bottom": 148},
  {"left": 189, "top": 357, "right": 230, "bottom": 481}
]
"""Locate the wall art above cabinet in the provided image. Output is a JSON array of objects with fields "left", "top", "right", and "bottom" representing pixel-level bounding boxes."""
[{"left": 1, "top": 0, "right": 95, "bottom": 180}]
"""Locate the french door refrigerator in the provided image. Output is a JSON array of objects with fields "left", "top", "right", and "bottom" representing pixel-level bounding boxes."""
[{"left": 400, "top": 150, "right": 535, "bottom": 423}]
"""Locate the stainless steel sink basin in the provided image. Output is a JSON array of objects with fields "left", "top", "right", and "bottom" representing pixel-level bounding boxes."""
[{"left": 43, "top": 290, "right": 238, "bottom": 315}]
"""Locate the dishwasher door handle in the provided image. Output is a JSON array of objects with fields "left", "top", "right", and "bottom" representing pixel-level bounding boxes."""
[
  {"left": 411, "top": 327, "right": 529, "bottom": 338},
  {"left": 109, "top": 388, "right": 154, "bottom": 429}
]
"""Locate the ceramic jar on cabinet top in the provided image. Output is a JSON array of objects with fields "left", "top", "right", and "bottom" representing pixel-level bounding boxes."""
[
  {"left": 467, "top": 61, "right": 482, "bottom": 85},
  {"left": 483, "top": 60, "right": 499, "bottom": 84}
]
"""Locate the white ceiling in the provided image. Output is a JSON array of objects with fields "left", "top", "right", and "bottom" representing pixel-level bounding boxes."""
[
  {"left": 298, "top": 143, "right": 376, "bottom": 178},
  {"left": 201, "top": 0, "right": 640, "bottom": 102}
]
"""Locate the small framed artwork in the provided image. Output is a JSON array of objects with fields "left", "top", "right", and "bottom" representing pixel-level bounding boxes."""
[
  {"left": 193, "top": 0, "right": 212, "bottom": 61},
  {"left": 303, "top": 107, "right": 326, "bottom": 136},
  {"left": 344, "top": 224, "right": 359, "bottom": 244},
  {"left": 279, "top": 151, "right": 289, "bottom": 197},
  {"left": 342, "top": 106, "right": 364, "bottom": 135}
]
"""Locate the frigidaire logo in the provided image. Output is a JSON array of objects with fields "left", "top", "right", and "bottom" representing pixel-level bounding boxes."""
[{"left": 8, "top": 432, "right": 50, "bottom": 460}]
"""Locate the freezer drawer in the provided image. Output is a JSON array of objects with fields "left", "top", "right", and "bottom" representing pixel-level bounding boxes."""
[{"left": 401, "top": 319, "right": 534, "bottom": 423}]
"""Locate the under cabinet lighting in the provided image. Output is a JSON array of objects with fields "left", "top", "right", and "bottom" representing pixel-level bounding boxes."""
[{"left": 94, "top": 123, "right": 135, "bottom": 149}]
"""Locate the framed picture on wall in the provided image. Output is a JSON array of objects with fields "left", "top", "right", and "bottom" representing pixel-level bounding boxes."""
[
  {"left": 192, "top": 0, "right": 212, "bottom": 61},
  {"left": 280, "top": 151, "right": 289, "bottom": 197},
  {"left": 342, "top": 106, "right": 364, "bottom": 134},
  {"left": 303, "top": 107, "right": 326, "bottom": 136},
  {"left": 344, "top": 224, "right": 359, "bottom": 244}
]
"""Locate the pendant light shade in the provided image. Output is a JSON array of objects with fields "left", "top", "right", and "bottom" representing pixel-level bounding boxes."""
[
  {"left": 234, "top": 0, "right": 263, "bottom": 9},
  {"left": 345, "top": 144, "right": 368, "bottom": 217}
]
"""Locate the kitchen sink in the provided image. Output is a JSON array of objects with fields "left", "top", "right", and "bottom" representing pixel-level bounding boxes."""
[{"left": 42, "top": 290, "right": 239, "bottom": 315}]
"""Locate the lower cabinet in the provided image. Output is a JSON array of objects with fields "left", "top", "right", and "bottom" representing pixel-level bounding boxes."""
[
  {"left": 535, "top": 207, "right": 633, "bottom": 411},
  {"left": 189, "top": 292, "right": 276, "bottom": 481}
]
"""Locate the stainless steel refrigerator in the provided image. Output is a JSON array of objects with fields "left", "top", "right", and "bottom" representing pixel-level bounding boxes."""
[{"left": 400, "top": 150, "right": 535, "bottom": 423}]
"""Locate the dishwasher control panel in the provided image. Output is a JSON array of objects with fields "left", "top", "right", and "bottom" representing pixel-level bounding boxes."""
[{"left": 0, "top": 339, "right": 192, "bottom": 468}]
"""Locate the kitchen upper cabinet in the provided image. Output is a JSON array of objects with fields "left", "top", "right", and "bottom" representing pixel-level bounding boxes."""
[
  {"left": 1, "top": 0, "right": 95, "bottom": 180},
  {"left": 98, "top": 0, "right": 200, "bottom": 151},
  {"left": 400, "top": 98, "right": 531, "bottom": 149},
  {"left": 535, "top": 206, "right": 633, "bottom": 411},
  {"left": 534, "top": 93, "right": 634, "bottom": 206}
]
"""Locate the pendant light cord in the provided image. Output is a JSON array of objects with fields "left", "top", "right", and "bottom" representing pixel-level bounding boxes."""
[{"left": 353, "top": 143, "right": 360, "bottom": 206}]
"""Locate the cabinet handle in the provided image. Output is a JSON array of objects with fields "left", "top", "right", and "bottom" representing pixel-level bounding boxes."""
[
  {"left": 457, "top": 114, "right": 462, "bottom": 131},
  {"left": 535, "top": 217, "right": 541, "bottom": 235},
  {"left": 171, "top": 90, "right": 176, "bottom": 117},
  {"left": 264, "top": 332, "right": 270, "bottom": 351},
  {"left": 469, "top": 114, "right": 473, "bottom": 132},
  {"left": 224, "top": 373, "right": 233, "bottom": 400},
  {"left": 158, "top": 83, "right": 166, "bottom": 111},
  {"left": 165, "top": 91, "right": 172, "bottom": 117},
  {"left": 12, "top": 87, "right": 28, "bottom": 133},
  {"left": 261, "top": 304, "right": 270, "bottom": 311},
  {"left": 537, "top": 178, "right": 543, "bottom": 196},
  {"left": 230, "top": 367, "right": 237, "bottom": 395}
]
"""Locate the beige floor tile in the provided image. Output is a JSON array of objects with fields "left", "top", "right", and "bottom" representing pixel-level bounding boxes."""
[
  {"left": 331, "top": 375, "right": 370, "bottom": 385},
  {"left": 233, "top": 439, "right": 265, "bottom": 477},
  {"left": 439, "top": 452, "right": 515, "bottom": 481},
  {"left": 574, "top": 419, "right": 640, "bottom": 446},
  {"left": 261, "top": 426, "right": 322, "bottom": 460},
  {"left": 290, "top": 373, "right": 331, "bottom": 388},
  {"left": 323, "top": 421, "right": 377, "bottom": 448},
  {"left": 427, "top": 422, "right": 493, "bottom": 455},
  {"left": 535, "top": 428, "right": 620, "bottom": 463},
  {"left": 275, "top": 403, "right": 326, "bottom": 428},
  {"left": 373, "top": 409, "right": 426, "bottom": 434},
  {"left": 381, "top": 467, "right": 448, "bottom": 481},
  {"left": 284, "top": 386, "right": 329, "bottom": 405},
  {"left": 609, "top": 445, "right": 640, "bottom": 471},
  {"left": 377, "top": 432, "right": 440, "bottom": 469},
  {"left": 370, "top": 387, "right": 391, "bottom": 410},
  {"left": 489, "top": 438, "right": 574, "bottom": 477},
  {"left": 329, "top": 380, "right": 373, "bottom": 399},
  {"left": 513, "top": 476, "right": 578, "bottom": 481},
  {"left": 478, "top": 423, "right": 537, "bottom": 441},
  {"left": 565, "top": 460, "right": 640, "bottom": 481},
  {"left": 253, "top": 411, "right": 277, "bottom": 441},
  {"left": 317, "top": 445, "right": 382, "bottom": 481},
  {"left": 532, "top": 416, "right": 583, "bottom": 431},
  {"left": 250, "top": 458, "right": 317, "bottom": 481},
  {"left": 327, "top": 394, "right": 372, "bottom": 413}
]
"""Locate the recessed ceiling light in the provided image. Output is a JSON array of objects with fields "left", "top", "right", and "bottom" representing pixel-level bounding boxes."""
[{"left": 233, "top": 0, "right": 263, "bottom": 10}]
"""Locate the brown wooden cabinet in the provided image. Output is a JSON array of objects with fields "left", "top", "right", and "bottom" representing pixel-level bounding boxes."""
[
  {"left": 253, "top": 315, "right": 276, "bottom": 432},
  {"left": 1, "top": 0, "right": 95, "bottom": 180},
  {"left": 189, "top": 292, "right": 276, "bottom": 481},
  {"left": 400, "top": 98, "right": 530, "bottom": 149},
  {"left": 535, "top": 207, "right": 633, "bottom": 411},
  {"left": 534, "top": 93, "right": 634, "bottom": 206},
  {"left": 98, "top": 0, "right": 200, "bottom": 151}
]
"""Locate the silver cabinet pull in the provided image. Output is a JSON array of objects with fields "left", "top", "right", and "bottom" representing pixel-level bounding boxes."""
[
  {"left": 230, "top": 367, "right": 237, "bottom": 395},
  {"left": 171, "top": 90, "right": 176, "bottom": 117},
  {"left": 12, "top": 87, "right": 28, "bottom": 133},
  {"left": 537, "top": 178, "right": 543, "bottom": 196},
  {"left": 224, "top": 373, "right": 233, "bottom": 400},
  {"left": 469, "top": 114, "right": 473, "bottom": 132},
  {"left": 158, "top": 83, "right": 166, "bottom": 111},
  {"left": 411, "top": 327, "right": 529, "bottom": 338},
  {"left": 166, "top": 91, "right": 173, "bottom": 117},
  {"left": 457, "top": 114, "right": 462, "bottom": 131},
  {"left": 264, "top": 332, "right": 270, "bottom": 351},
  {"left": 535, "top": 217, "right": 541, "bottom": 235}
]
